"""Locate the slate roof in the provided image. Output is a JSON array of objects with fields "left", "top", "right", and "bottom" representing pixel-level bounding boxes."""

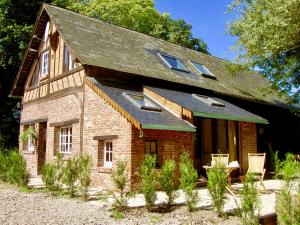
[
  {"left": 86, "top": 77, "right": 196, "bottom": 132},
  {"left": 42, "top": 4, "right": 290, "bottom": 106},
  {"left": 146, "top": 87, "right": 268, "bottom": 124}
]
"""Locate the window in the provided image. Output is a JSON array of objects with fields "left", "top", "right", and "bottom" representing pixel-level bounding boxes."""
[
  {"left": 145, "top": 140, "right": 158, "bottom": 166},
  {"left": 59, "top": 126, "right": 72, "bottom": 153},
  {"left": 158, "top": 53, "right": 189, "bottom": 72},
  {"left": 27, "top": 137, "right": 34, "bottom": 151},
  {"left": 44, "top": 22, "right": 50, "bottom": 41},
  {"left": 104, "top": 141, "right": 112, "bottom": 168},
  {"left": 63, "top": 44, "right": 76, "bottom": 72},
  {"left": 189, "top": 61, "right": 216, "bottom": 78},
  {"left": 193, "top": 94, "right": 225, "bottom": 107},
  {"left": 124, "top": 93, "right": 161, "bottom": 112},
  {"left": 41, "top": 51, "right": 49, "bottom": 77}
]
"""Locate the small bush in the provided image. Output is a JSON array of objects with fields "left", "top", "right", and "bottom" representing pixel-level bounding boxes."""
[
  {"left": 159, "top": 159, "right": 177, "bottom": 208},
  {"left": 276, "top": 153, "right": 300, "bottom": 225},
  {"left": 6, "top": 150, "right": 29, "bottom": 186},
  {"left": 62, "top": 155, "right": 81, "bottom": 197},
  {"left": 112, "top": 160, "right": 128, "bottom": 211},
  {"left": 140, "top": 153, "right": 158, "bottom": 211},
  {"left": 112, "top": 209, "right": 124, "bottom": 220},
  {"left": 236, "top": 173, "right": 260, "bottom": 225},
  {"left": 42, "top": 153, "right": 64, "bottom": 192},
  {"left": 207, "top": 161, "right": 227, "bottom": 216},
  {"left": 179, "top": 152, "right": 198, "bottom": 212},
  {"left": 78, "top": 154, "right": 92, "bottom": 201},
  {"left": 0, "top": 151, "right": 9, "bottom": 182}
]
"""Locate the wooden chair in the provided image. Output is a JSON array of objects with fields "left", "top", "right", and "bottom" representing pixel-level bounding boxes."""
[
  {"left": 247, "top": 153, "right": 266, "bottom": 189},
  {"left": 211, "top": 154, "right": 229, "bottom": 166}
]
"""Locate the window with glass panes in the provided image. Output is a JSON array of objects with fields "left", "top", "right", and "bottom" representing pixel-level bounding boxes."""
[
  {"left": 145, "top": 140, "right": 158, "bottom": 156},
  {"left": 59, "top": 126, "right": 72, "bottom": 153},
  {"left": 104, "top": 141, "right": 112, "bottom": 167}
]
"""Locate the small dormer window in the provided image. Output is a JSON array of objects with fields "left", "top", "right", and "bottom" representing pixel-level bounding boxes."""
[
  {"left": 124, "top": 93, "right": 161, "bottom": 112},
  {"left": 189, "top": 61, "right": 216, "bottom": 79},
  {"left": 193, "top": 94, "right": 225, "bottom": 107},
  {"left": 158, "top": 53, "right": 189, "bottom": 72},
  {"left": 41, "top": 51, "right": 49, "bottom": 77}
]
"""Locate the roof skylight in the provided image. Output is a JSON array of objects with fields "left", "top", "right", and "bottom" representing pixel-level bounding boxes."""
[
  {"left": 189, "top": 61, "right": 216, "bottom": 79},
  {"left": 158, "top": 53, "right": 189, "bottom": 72},
  {"left": 124, "top": 93, "right": 161, "bottom": 112},
  {"left": 192, "top": 94, "right": 225, "bottom": 107}
]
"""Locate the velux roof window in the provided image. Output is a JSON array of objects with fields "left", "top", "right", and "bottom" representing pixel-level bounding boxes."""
[
  {"left": 158, "top": 53, "right": 189, "bottom": 72},
  {"left": 189, "top": 61, "right": 216, "bottom": 79},
  {"left": 124, "top": 93, "right": 161, "bottom": 112},
  {"left": 192, "top": 94, "right": 225, "bottom": 107}
]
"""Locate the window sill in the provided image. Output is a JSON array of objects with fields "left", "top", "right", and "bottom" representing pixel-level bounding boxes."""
[
  {"left": 40, "top": 74, "right": 49, "bottom": 83},
  {"left": 23, "top": 150, "right": 35, "bottom": 155},
  {"left": 97, "top": 166, "right": 112, "bottom": 174}
]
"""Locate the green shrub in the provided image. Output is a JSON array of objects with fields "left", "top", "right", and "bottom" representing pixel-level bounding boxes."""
[
  {"left": 78, "top": 154, "right": 93, "bottom": 201},
  {"left": 6, "top": 150, "right": 29, "bottom": 186},
  {"left": 112, "top": 209, "right": 124, "bottom": 220},
  {"left": 42, "top": 153, "right": 64, "bottom": 192},
  {"left": 112, "top": 160, "right": 128, "bottom": 211},
  {"left": 276, "top": 153, "right": 300, "bottom": 225},
  {"left": 0, "top": 151, "right": 9, "bottom": 182},
  {"left": 179, "top": 152, "right": 198, "bottom": 212},
  {"left": 159, "top": 159, "right": 177, "bottom": 208},
  {"left": 62, "top": 155, "right": 81, "bottom": 197},
  {"left": 236, "top": 173, "right": 260, "bottom": 225},
  {"left": 20, "top": 126, "right": 38, "bottom": 148},
  {"left": 207, "top": 161, "right": 227, "bottom": 216},
  {"left": 140, "top": 153, "right": 158, "bottom": 211}
]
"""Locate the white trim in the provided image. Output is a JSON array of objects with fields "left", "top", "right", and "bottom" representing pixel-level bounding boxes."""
[
  {"left": 59, "top": 126, "right": 72, "bottom": 153},
  {"left": 104, "top": 141, "right": 112, "bottom": 168},
  {"left": 44, "top": 22, "right": 50, "bottom": 42}
]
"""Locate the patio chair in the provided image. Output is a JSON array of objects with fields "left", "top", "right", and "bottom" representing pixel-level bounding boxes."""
[
  {"left": 246, "top": 153, "right": 266, "bottom": 189},
  {"left": 211, "top": 154, "right": 229, "bottom": 166}
]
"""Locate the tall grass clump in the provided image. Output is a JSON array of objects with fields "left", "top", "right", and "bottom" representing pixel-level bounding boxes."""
[
  {"left": 236, "top": 173, "right": 260, "bottom": 225},
  {"left": 42, "top": 153, "right": 64, "bottom": 192},
  {"left": 276, "top": 153, "right": 300, "bottom": 225},
  {"left": 159, "top": 159, "right": 177, "bottom": 209},
  {"left": 78, "top": 154, "right": 92, "bottom": 201},
  {"left": 179, "top": 152, "right": 198, "bottom": 212},
  {"left": 0, "top": 151, "right": 9, "bottom": 182},
  {"left": 207, "top": 161, "right": 227, "bottom": 216},
  {"left": 112, "top": 160, "right": 128, "bottom": 211},
  {"left": 140, "top": 153, "right": 158, "bottom": 211}
]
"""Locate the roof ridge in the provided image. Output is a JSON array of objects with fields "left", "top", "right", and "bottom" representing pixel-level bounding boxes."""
[{"left": 43, "top": 3, "right": 229, "bottom": 63}]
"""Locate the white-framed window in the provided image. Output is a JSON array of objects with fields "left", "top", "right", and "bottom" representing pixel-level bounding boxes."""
[
  {"left": 41, "top": 51, "right": 49, "bottom": 77},
  {"left": 27, "top": 137, "right": 34, "bottom": 151},
  {"left": 63, "top": 45, "right": 76, "bottom": 72},
  {"left": 59, "top": 126, "right": 72, "bottom": 153},
  {"left": 157, "top": 52, "right": 189, "bottom": 72},
  {"left": 192, "top": 94, "right": 225, "bottom": 107},
  {"left": 124, "top": 93, "right": 161, "bottom": 112},
  {"left": 189, "top": 61, "right": 216, "bottom": 79},
  {"left": 104, "top": 141, "right": 112, "bottom": 168}
]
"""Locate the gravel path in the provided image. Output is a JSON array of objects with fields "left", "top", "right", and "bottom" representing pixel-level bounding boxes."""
[{"left": 0, "top": 185, "right": 241, "bottom": 225}]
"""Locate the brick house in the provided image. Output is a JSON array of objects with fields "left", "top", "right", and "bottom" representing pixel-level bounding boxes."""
[{"left": 10, "top": 4, "right": 300, "bottom": 190}]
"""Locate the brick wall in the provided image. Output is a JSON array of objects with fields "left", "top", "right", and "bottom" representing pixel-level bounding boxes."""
[
  {"left": 20, "top": 88, "right": 83, "bottom": 175},
  {"left": 239, "top": 122, "right": 257, "bottom": 173}
]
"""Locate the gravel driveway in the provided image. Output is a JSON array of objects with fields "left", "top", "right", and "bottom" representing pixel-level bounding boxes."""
[{"left": 0, "top": 185, "right": 241, "bottom": 225}]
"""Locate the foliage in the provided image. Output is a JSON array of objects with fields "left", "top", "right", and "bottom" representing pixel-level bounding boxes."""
[
  {"left": 228, "top": 0, "right": 300, "bottom": 102},
  {"left": 276, "top": 153, "right": 300, "bottom": 225},
  {"left": 112, "top": 209, "right": 124, "bottom": 220},
  {"left": 66, "top": 0, "right": 209, "bottom": 54},
  {"left": 62, "top": 155, "right": 81, "bottom": 197},
  {"left": 159, "top": 159, "right": 177, "bottom": 208},
  {"left": 41, "top": 153, "right": 64, "bottom": 192},
  {"left": 0, "top": 151, "right": 9, "bottom": 182},
  {"left": 112, "top": 160, "right": 128, "bottom": 210},
  {"left": 179, "top": 152, "right": 198, "bottom": 212},
  {"left": 20, "top": 126, "right": 38, "bottom": 148},
  {"left": 6, "top": 150, "right": 29, "bottom": 186},
  {"left": 236, "top": 173, "right": 260, "bottom": 225},
  {"left": 140, "top": 153, "right": 158, "bottom": 211},
  {"left": 207, "top": 161, "right": 227, "bottom": 216},
  {"left": 78, "top": 154, "right": 92, "bottom": 201}
]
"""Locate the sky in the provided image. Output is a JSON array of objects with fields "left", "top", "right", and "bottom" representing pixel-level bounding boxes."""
[{"left": 155, "top": 0, "right": 241, "bottom": 61}]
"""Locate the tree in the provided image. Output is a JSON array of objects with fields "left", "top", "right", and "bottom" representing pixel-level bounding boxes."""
[{"left": 228, "top": 0, "right": 300, "bottom": 102}]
